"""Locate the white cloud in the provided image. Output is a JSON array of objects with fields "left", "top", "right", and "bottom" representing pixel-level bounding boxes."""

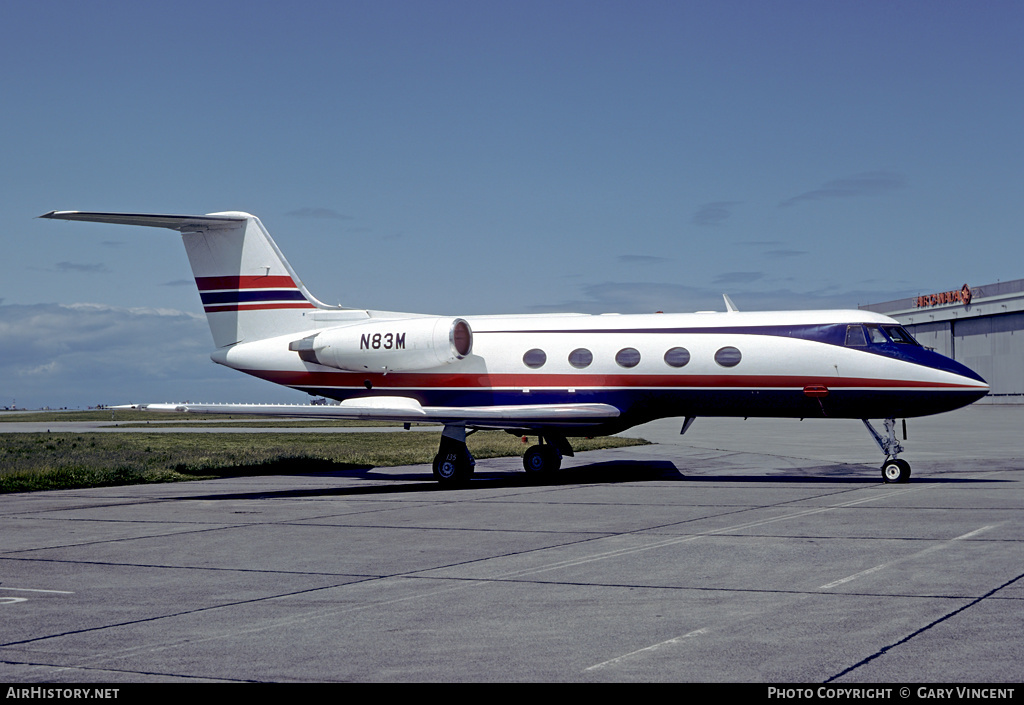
[
  {"left": 779, "top": 172, "right": 906, "bottom": 208},
  {"left": 286, "top": 207, "right": 353, "bottom": 220},
  {"left": 0, "top": 303, "right": 303, "bottom": 409},
  {"left": 692, "top": 201, "right": 741, "bottom": 226},
  {"left": 54, "top": 261, "right": 110, "bottom": 273}
]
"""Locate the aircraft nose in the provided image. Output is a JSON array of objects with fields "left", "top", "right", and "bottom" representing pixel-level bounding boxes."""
[
  {"left": 901, "top": 349, "right": 989, "bottom": 415},
  {"left": 947, "top": 365, "right": 989, "bottom": 409},
  {"left": 915, "top": 346, "right": 987, "bottom": 387}
]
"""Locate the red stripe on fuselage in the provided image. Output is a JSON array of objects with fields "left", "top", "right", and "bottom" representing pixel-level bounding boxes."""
[{"left": 239, "top": 370, "right": 982, "bottom": 390}]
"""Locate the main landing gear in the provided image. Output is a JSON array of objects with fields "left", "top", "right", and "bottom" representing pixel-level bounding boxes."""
[
  {"left": 862, "top": 418, "right": 911, "bottom": 483},
  {"left": 522, "top": 434, "right": 573, "bottom": 476},
  {"left": 432, "top": 424, "right": 476, "bottom": 486},
  {"left": 431, "top": 426, "right": 575, "bottom": 487}
]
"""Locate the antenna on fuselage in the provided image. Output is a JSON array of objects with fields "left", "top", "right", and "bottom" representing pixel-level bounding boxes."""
[{"left": 723, "top": 294, "right": 738, "bottom": 312}]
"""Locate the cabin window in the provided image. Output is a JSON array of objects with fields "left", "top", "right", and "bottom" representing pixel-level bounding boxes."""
[
  {"left": 568, "top": 348, "right": 593, "bottom": 369},
  {"left": 845, "top": 325, "right": 868, "bottom": 347},
  {"left": 615, "top": 347, "right": 641, "bottom": 368},
  {"left": 523, "top": 349, "right": 547, "bottom": 369},
  {"left": 664, "top": 347, "right": 691, "bottom": 368},
  {"left": 715, "top": 346, "right": 742, "bottom": 367}
]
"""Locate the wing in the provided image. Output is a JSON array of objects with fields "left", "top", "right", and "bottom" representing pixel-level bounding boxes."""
[{"left": 116, "top": 397, "right": 620, "bottom": 430}]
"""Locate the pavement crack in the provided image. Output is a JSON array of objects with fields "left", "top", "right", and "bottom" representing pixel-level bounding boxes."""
[{"left": 824, "top": 570, "right": 1024, "bottom": 682}]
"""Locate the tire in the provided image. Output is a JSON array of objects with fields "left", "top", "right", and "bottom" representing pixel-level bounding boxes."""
[
  {"left": 523, "top": 445, "right": 561, "bottom": 474},
  {"left": 881, "top": 458, "right": 911, "bottom": 483},
  {"left": 433, "top": 447, "right": 472, "bottom": 486}
]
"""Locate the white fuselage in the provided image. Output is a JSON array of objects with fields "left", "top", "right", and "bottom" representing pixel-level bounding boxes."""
[{"left": 213, "top": 308, "right": 989, "bottom": 433}]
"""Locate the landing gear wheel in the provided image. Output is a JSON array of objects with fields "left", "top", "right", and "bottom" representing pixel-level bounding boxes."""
[
  {"left": 433, "top": 447, "right": 473, "bottom": 487},
  {"left": 881, "top": 458, "right": 911, "bottom": 484},
  {"left": 523, "top": 445, "right": 561, "bottom": 475}
]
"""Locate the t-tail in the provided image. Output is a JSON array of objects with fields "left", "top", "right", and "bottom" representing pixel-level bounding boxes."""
[{"left": 39, "top": 211, "right": 337, "bottom": 348}]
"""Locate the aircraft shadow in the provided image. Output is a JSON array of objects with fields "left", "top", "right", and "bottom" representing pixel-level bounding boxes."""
[
  {"left": 181, "top": 459, "right": 1009, "bottom": 501},
  {"left": 184, "top": 460, "right": 682, "bottom": 500}
]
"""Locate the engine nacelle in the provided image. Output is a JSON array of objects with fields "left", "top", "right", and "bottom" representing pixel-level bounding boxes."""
[{"left": 289, "top": 317, "right": 473, "bottom": 372}]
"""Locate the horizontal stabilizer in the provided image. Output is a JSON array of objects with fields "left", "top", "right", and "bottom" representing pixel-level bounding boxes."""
[
  {"left": 39, "top": 211, "right": 249, "bottom": 231},
  {"left": 126, "top": 399, "right": 620, "bottom": 429}
]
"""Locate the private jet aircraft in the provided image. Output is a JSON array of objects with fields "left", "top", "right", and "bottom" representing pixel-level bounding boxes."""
[{"left": 41, "top": 210, "right": 989, "bottom": 485}]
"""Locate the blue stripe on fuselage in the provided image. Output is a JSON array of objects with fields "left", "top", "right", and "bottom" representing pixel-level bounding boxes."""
[
  {"left": 478, "top": 323, "right": 986, "bottom": 384},
  {"left": 291, "top": 385, "right": 988, "bottom": 426}
]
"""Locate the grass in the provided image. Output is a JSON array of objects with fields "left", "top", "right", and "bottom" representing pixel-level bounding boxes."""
[
  {"left": 0, "top": 409, "right": 398, "bottom": 426},
  {"left": 0, "top": 430, "right": 648, "bottom": 493},
  {"left": 0, "top": 410, "right": 204, "bottom": 422}
]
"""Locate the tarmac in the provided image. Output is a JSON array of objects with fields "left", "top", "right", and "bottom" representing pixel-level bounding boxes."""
[{"left": 1, "top": 404, "right": 1022, "bottom": 683}]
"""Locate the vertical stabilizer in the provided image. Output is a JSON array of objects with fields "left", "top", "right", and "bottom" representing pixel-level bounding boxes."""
[
  {"left": 183, "top": 213, "right": 322, "bottom": 347},
  {"left": 40, "top": 210, "right": 337, "bottom": 348}
]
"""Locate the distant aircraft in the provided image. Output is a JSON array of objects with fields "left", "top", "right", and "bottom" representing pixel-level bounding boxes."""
[{"left": 41, "top": 210, "right": 989, "bottom": 485}]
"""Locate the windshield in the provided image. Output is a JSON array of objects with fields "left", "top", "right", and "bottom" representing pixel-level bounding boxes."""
[
  {"left": 845, "top": 324, "right": 921, "bottom": 347},
  {"left": 882, "top": 325, "right": 920, "bottom": 345}
]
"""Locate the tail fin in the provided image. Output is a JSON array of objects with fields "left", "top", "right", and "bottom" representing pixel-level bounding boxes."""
[{"left": 40, "top": 211, "right": 336, "bottom": 348}]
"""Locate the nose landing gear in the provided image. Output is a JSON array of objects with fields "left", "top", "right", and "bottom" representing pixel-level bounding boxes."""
[
  {"left": 863, "top": 418, "right": 911, "bottom": 483},
  {"left": 881, "top": 457, "right": 912, "bottom": 483}
]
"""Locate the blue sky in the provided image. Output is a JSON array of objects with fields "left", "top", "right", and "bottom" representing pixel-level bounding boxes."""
[{"left": 2, "top": 0, "right": 1022, "bottom": 408}]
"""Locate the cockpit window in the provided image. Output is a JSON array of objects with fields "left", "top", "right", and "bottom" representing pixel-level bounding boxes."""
[
  {"left": 867, "top": 326, "right": 888, "bottom": 344},
  {"left": 848, "top": 323, "right": 921, "bottom": 347},
  {"left": 845, "top": 325, "right": 867, "bottom": 346},
  {"left": 882, "top": 325, "right": 919, "bottom": 345}
]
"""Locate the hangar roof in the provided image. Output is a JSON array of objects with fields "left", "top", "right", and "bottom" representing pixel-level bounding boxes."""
[{"left": 860, "top": 278, "right": 1024, "bottom": 324}]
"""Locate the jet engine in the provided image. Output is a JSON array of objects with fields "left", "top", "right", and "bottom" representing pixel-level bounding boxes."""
[{"left": 289, "top": 317, "right": 473, "bottom": 372}]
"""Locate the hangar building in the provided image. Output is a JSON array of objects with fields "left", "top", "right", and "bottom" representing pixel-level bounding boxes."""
[{"left": 860, "top": 279, "right": 1024, "bottom": 402}]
